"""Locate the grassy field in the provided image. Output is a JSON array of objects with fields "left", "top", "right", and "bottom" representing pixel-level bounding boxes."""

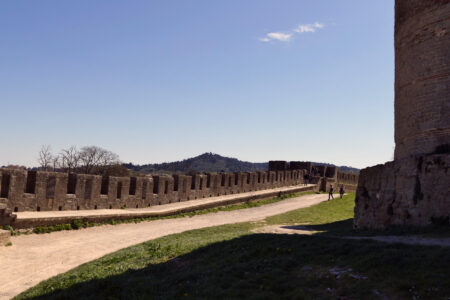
[
  {"left": 15, "top": 193, "right": 450, "bottom": 300},
  {"left": 265, "top": 193, "right": 356, "bottom": 236}
]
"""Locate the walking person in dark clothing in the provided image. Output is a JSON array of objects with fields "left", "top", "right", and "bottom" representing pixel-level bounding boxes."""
[
  {"left": 303, "top": 173, "right": 309, "bottom": 186},
  {"left": 328, "top": 184, "right": 334, "bottom": 201},
  {"left": 339, "top": 185, "right": 345, "bottom": 199}
]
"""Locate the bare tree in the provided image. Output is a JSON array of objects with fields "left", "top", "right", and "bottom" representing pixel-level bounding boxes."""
[
  {"left": 38, "top": 145, "right": 53, "bottom": 171},
  {"left": 37, "top": 145, "right": 122, "bottom": 175},
  {"left": 79, "top": 146, "right": 120, "bottom": 174},
  {"left": 59, "top": 146, "right": 80, "bottom": 173},
  {"left": 98, "top": 150, "right": 121, "bottom": 176},
  {"left": 52, "top": 154, "right": 61, "bottom": 171}
]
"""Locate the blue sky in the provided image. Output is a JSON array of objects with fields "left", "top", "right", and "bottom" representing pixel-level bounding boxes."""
[{"left": 0, "top": 0, "right": 394, "bottom": 169}]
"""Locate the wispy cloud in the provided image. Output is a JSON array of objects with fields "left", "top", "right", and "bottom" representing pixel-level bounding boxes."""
[
  {"left": 294, "top": 22, "right": 324, "bottom": 33},
  {"left": 267, "top": 32, "right": 292, "bottom": 42},
  {"left": 260, "top": 21, "right": 325, "bottom": 43}
]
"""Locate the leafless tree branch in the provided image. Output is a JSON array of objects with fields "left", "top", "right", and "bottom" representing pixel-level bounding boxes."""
[{"left": 38, "top": 145, "right": 53, "bottom": 171}]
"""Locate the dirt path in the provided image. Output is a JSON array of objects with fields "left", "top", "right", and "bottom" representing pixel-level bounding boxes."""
[{"left": 0, "top": 193, "right": 328, "bottom": 300}]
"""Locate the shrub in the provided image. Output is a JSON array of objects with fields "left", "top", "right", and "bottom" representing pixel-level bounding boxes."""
[{"left": 71, "top": 219, "right": 85, "bottom": 230}]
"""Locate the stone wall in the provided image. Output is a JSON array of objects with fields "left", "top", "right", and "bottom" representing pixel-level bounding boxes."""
[
  {"left": 0, "top": 201, "right": 16, "bottom": 227},
  {"left": 0, "top": 229, "right": 11, "bottom": 246},
  {"left": 394, "top": 0, "right": 450, "bottom": 160},
  {"left": 336, "top": 172, "right": 359, "bottom": 193},
  {"left": 355, "top": 154, "right": 449, "bottom": 229},
  {"left": 289, "top": 162, "right": 358, "bottom": 193},
  {"left": 0, "top": 168, "right": 306, "bottom": 213},
  {"left": 270, "top": 161, "right": 358, "bottom": 192},
  {"left": 268, "top": 161, "right": 289, "bottom": 171},
  {"left": 0, "top": 160, "right": 359, "bottom": 219},
  {"left": 354, "top": 0, "right": 450, "bottom": 229}
]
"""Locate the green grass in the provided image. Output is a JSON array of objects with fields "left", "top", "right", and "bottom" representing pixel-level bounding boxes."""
[
  {"left": 14, "top": 193, "right": 450, "bottom": 300},
  {"left": 26, "top": 192, "right": 313, "bottom": 235},
  {"left": 266, "top": 193, "right": 450, "bottom": 238},
  {"left": 15, "top": 223, "right": 256, "bottom": 299},
  {"left": 266, "top": 193, "right": 355, "bottom": 227}
]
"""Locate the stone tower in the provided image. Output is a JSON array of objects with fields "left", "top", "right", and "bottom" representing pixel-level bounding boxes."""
[
  {"left": 354, "top": 0, "right": 450, "bottom": 229},
  {"left": 394, "top": 0, "right": 450, "bottom": 160}
]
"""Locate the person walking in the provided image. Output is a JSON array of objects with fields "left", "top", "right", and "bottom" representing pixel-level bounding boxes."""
[
  {"left": 328, "top": 184, "right": 334, "bottom": 201},
  {"left": 339, "top": 185, "right": 345, "bottom": 199}
]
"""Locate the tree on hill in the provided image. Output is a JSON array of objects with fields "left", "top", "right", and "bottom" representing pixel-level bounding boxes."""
[
  {"left": 124, "top": 153, "right": 268, "bottom": 174},
  {"left": 124, "top": 153, "right": 360, "bottom": 175}
]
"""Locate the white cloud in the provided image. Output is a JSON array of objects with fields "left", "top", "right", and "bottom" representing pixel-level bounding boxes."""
[
  {"left": 294, "top": 22, "right": 324, "bottom": 33},
  {"left": 260, "top": 21, "right": 325, "bottom": 43},
  {"left": 313, "top": 22, "right": 325, "bottom": 29},
  {"left": 294, "top": 24, "right": 316, "bottom": 33},
  {"left": 267, "top": 32, "right": 292, "bottom": 42}
]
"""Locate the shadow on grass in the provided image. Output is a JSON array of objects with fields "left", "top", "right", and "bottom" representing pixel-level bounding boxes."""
[
  {"left": 21, "top": 233, "right": 450, "bottom": 300},
  {"left": 280, "top": 219, "right": 450, "bottom": 239},
  {"left": 295, "top": 219, "right": 355, "bottom": 236}
]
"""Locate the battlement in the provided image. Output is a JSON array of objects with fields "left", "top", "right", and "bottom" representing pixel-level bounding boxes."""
[
  {"left": 0, "top": 161, "right": 359, "bottom": 227},
  {"left": 269, "top": 161, "right": 358, "bottom": 193},
  {"left": 0, "top": 168, "right": 306, "bottom": 214}
]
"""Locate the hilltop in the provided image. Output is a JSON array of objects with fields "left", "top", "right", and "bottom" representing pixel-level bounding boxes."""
[
  {"left": 124, "top": 153, "right": 267, "bottom": 174},
  {"left": 123, "top": 153, "right": 359, "bottom": 174}
]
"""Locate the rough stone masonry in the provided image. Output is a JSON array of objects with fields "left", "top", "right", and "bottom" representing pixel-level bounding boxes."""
[
  {"left": 354, "top": 0, "right": 450, "bottom": 229},
  {"left": 0, "top": 161, "right": 359, "bottom": 228}
]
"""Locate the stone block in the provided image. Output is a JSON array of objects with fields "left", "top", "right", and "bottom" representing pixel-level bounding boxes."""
[{"left": 0, "top": 229, "right": 11, "bottom": 246}]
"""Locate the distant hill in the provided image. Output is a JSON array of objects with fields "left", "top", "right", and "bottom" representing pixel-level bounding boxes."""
[
  {"left": 124, "top": 153, "right": 267, "bottom": 174},
  {"left": 123, "top": 153, "right": 359, "bottom": 175}
]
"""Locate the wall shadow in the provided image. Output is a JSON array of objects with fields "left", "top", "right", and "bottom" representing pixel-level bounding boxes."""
[
  {"left": 280, "top": 219, "right": 356, "bottom": 236},
  {"left": 24, "top": 231, "right": 450, "bottom": 300},
  {"left": 279, "top": 219, "right": 450, "bottom": 238}
]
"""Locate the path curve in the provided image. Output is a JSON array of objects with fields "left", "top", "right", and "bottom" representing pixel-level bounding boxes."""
[{"left": 0, "top": 193, "right": 328, "bottom": 299}]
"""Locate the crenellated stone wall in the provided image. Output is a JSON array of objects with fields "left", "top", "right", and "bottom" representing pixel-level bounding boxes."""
[
  {"left": 0, "top": 168, "right": 306, "bottom": 214},
  {"left": 0, "top": 160, "right": 359, "bottom": 227},
  {"left": 336, "top": 172, "right": 359, "bottom": 193},
  {"left": 269, "top": 161, "right": 358, "bottom": 192}
]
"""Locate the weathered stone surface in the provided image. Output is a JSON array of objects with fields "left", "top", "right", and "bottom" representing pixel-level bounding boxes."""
[
  {"left": 0, "top": 198, "right": 17, "bottom": 227},
  {"left": 355, "top": 154, "right": 449, "bottom": 229},
  {"left": 0, "top": 229, "right": 11, "bottom": 246},
  {"left": 268, "top": 161, "right": 289, "bottom": 171},
  {"left": 355, "top": 0, "right": 450, "bottom": 229},
  {"left": 290, "top": 161, "right": 312, "bottom": 173},
  {"left": 0, "top": 160, "right": 358, "bottom": 227},
  {"left": 394, "top": 0, "right": 450, "bottom": 159},
  {"left": 336, "top": 172, "right": 359, "bottom": 193}
]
